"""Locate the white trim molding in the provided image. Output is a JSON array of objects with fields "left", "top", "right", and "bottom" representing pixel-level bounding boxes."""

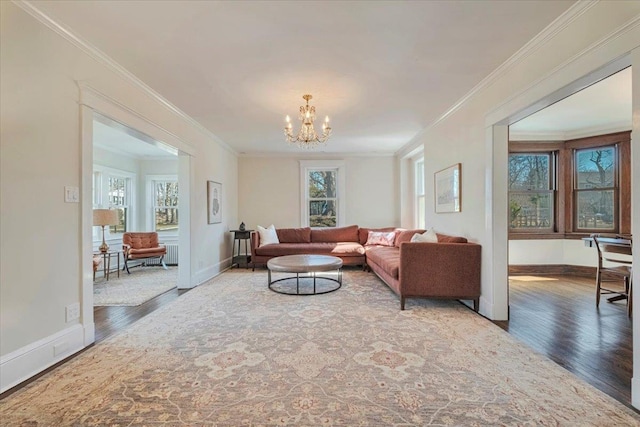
[{"left": 0, "top": 325, "right": 85, "bottom": 393}]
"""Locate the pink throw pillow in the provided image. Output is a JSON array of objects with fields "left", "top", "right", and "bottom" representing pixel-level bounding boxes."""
[{"left": 365, "top": 231, "right": 396, "bottom": 247}]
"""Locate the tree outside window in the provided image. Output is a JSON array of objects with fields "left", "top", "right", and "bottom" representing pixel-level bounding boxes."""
[
  {"left": 154, "top": 181, "right": 179, "bottom": 233},
  {"left": 107, "top": 176, "right": 129, "bottom": 233},
  {"left": 508, "top": 153, "right": 554, "bottom": 230},
  {"left": 308, "top": 170, "right": 337, "bottom": 227},
  {"left": 574, "top": 146, "right": 616, "bottom": 231}
]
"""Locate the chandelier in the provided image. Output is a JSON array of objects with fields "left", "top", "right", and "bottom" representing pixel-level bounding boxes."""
[{"left": 284, "top": 94, "right": 332, "bottom": 148}]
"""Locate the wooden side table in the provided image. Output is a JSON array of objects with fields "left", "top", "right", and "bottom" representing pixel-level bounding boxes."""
[
  {"left": 94, "top": 250, "right": 120, "bottom": 280},
  {"left": 230, "top": 229, "right": 253, "bottom": 269}
]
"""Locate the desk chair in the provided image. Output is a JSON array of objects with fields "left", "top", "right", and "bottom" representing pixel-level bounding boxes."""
[{"left": 593, "top": 234, "right": 633, "bottom": 317}]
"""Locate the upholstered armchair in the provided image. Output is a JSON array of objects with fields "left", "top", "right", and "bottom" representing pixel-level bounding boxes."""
[{"left": 122, "top": 232, "right": 167, "bottom": 274}]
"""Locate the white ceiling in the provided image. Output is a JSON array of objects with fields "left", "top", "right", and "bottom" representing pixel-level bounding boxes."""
[
  {"left": 93, "top": 115, "right": 177, "bottom": 158},
  {"left": 509, "top": 67, "right": 632, "bottom": 140},
  {"left": 32, "top": 0, "right": 575, "bottom": 155}
]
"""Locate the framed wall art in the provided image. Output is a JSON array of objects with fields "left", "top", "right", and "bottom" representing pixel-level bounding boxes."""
[
  {"left": 207, "top": 181, "right": 222, "bottom": 224},
  {"left": 434, "top": 163, "right": 461, "bottom": 213}
]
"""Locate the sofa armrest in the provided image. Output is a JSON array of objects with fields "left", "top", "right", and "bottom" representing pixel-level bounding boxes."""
[
  {"left": 399, "top": 242, "right": 481, "bottom": 298},
  {"left": 250, "top": 231, "right": 260, "bottom": 255}
]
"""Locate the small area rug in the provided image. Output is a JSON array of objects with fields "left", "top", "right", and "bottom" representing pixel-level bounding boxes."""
[
  {"left": 93, "top": 267, "right": 177, "bottom": 306},
  {"left": 2, "top": 269, "right": 639, "bottom": 425}
]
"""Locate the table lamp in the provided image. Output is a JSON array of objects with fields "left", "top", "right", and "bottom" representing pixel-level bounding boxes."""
[{"left": 93, "top": 209, "right": 119, "bottom": 253}]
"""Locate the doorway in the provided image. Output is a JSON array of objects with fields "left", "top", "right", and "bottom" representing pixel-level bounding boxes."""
[{"left": 501, "top": 66, "right": 633, "bottom": 405}]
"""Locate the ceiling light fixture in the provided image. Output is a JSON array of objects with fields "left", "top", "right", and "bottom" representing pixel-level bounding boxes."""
[{"left": 284, "top": 94, "right": 332, "bottom": 148}]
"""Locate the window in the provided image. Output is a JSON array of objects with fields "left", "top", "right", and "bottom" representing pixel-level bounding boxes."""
[
  {"left": 107, "top": 176, "right": 129, "bottom": 233},
  {"left": 508, "top": 131, "right": 630, "bottom": 238},
  {"left": 574, "top": 146, "right": 616, "bottom": 231},
  {"left": 508, "top": 153, "right": 555, "bottom": 231},
  {"left": 93, "top": 166, "right": 134, "bottom": 237},
  {"left": 415, "top": 158, "right": 425, "bottom": 229},
  {"left": 153, "top": 180, "right": 179, "bottom": 233},
  {"left": 308, "top": 170, "right": 337, "bottom": 227},
  {"left": 300, "top": 160, "right": 345, "bottom": 228}
]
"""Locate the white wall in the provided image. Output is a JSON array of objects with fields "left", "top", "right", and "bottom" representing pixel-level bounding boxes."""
[
  {"left": 0, "top": 1, "right": 237, "bottom": 391},
  {"left": 508, "top": 240, "right": 596, "bottom": 266},
  {"left": 238, "top": 155, "right": 398, "bottom": 229},
  {"left": 397, "top": 2, "right": 640, "bottom": 320}
]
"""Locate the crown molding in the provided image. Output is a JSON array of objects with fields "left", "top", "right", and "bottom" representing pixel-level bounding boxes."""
[
  {"left": 510, "top": 122, "right": 631, "bottom": 142},
  {"left": 396, "top": 0, "right": 600, "bottom": 154},
  {"left": 13, "top": 0, "right": 237, "bottom": 157}
]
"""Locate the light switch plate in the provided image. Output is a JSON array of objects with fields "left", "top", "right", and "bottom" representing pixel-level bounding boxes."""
[{"left": 64, "top": 186, "right": 79, "bottom": 203}]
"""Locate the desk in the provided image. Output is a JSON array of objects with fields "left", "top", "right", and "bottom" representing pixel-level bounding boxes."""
[
  {"left": 230, "top": 229, "right": 253, "bottom": 268},
  {"left": 94, "top": 250, "right": 120, "bottom": 280},
  {"left": 582, "top": 236, "right": 632, "bottom": 248}
]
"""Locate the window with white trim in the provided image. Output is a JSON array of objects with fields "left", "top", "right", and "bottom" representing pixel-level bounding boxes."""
[
  {"left": 152, "top": 179, "right": 179, "bottom": 234},
  {"left": 300, "top": 160, "right": 345, "bottom": 228},
  {"left": 93, "top": 166, "right": 135, "bottom": 238},
  {"left": 414, "top": 157, "right": 425, "bottom": 229}
]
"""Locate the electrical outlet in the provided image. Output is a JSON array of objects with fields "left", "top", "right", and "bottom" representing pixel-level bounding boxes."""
[
  {"left": 64, "top": 186, "right": 79, "bottom": 203},
  {"left": 66, "top": 303, "right": 80, "bottom": 322}
]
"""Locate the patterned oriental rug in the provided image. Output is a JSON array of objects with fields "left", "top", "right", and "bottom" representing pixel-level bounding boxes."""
[
  {"left": 93, "top": 267, "right": 177, "bottom": 306},
  {"left": 2, "top": 270, "right": 639, "bottom": 425}
]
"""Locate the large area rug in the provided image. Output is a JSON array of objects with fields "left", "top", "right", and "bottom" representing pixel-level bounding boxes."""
[
  {"left": 2, "top": 270, "right": 639, "bottom": 425},
  {"left": 93, "top": 267, "right": 177, "bottom": 306}
]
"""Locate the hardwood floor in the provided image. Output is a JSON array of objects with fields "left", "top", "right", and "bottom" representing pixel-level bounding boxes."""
[
  {"left": 94, "top": 287, "right": 191, "bottom": 343},
  {"left": 0, "top": 287, "right": 190, "bottom": 399},
  {"left": 495, "top": 274, "right": 633, "bottom": 409}
]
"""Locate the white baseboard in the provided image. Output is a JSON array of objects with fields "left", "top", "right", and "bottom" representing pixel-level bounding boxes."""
[
  {"left": 632, "top": 377, "right": 640, "bottom": 410},
  {"left": 188, "top": 257, "right": 232, "bottom": 289},
  {"left": 1, "top": 324, "right": 86, "bottom": 394}
]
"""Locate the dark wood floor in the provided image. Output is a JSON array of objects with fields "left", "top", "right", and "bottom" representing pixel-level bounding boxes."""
[
  {"left": 495, "top": 274, "right": 633, "bottom": 409},
  {"left": 94, "top": 287, "right": 190, "bottom": 343}
]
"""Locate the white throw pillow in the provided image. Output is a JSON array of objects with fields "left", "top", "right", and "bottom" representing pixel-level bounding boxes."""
[
  {"left": 257, "top": 224, "right": 279, "bottom": 247},
  {"left": 410, "top": 228, "right": 438, "bottom": 243}
]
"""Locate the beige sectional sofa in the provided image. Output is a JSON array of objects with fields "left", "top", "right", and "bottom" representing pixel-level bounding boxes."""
[{"left": 250, "top": 225, "right": 481, "bottom": 311}]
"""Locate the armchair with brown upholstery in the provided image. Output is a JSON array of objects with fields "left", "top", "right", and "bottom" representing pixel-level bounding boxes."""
[{"left": 122, "top": 232, "right": 167, "bottom": 274}]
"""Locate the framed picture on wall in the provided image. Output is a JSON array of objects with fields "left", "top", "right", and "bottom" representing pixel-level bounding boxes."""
[
  {"left": 434, "top": 163, "right": 461, "bottom": 213},
  {"left": 207, "top": 181, "right": 222, "bottom": 224}
]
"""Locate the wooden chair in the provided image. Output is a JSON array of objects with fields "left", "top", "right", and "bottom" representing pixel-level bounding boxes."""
[
  {"left": 593, "top": 234, "right": 633, "bottom": 317},
  {"left": 122, "top": 232, "right": 167, "bottom": 274}
]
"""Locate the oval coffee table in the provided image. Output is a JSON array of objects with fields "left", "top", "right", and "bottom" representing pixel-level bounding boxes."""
[{"left": 267, "top": 254, "right": 343, "bottom": 295}]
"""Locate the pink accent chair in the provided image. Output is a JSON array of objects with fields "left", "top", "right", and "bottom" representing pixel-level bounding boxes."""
[{"left": 122, "top": 232, "right": 167, "bottom": 274}]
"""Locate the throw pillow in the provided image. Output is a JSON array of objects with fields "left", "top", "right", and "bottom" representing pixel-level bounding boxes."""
[
  {"left": 257, "top": 224, "right": 280, "bottom": 247},
  {"left": 365, "top": 231, "right": 396, "bottom": 247},
  {"left": 410, "top": 228, "right": 438, "bottom": 243}
]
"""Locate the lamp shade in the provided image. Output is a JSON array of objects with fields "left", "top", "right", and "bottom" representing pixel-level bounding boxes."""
[{"left": 93, "top": 209, "right": 119, "bottom": 226}]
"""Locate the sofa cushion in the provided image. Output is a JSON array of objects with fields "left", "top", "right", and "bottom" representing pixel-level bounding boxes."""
[
  {"left": 365, "top": 231, "right": 396, "bottom": 247},
  {"left": 411, "top": 228, "right": 438, "bottom": 243},
  {"left": 254, "top": 242, "right": 364, "bottom": 257},
  {"left": 395, "top": 229, "right": 426, "bottom": 247},
  {"left": 366, "top": 246, "right": 400, "bottom": 279},
  {"left": 276, "top": 227, "right": 311, "bottom": 243},
  {"left": 436, "top": 233, "right": 468, "bottom": 243},
  {"left": 311, "top": 225, "right": 359, "bottom": 243},
  {"left": 257, "top": 224, "right": 279, "bottom": 247},
  {"left": 358, "top": 227, "right": 396, "bottom": 245}
]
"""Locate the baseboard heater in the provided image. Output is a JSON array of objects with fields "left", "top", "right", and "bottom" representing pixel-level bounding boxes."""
[{"left": 144, "top": 244, "right": 179, "bottom": 266}]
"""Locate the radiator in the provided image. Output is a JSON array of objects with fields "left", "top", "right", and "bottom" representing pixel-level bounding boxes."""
[{"left": 145, "top": 244, "right": 178, "bottom": 266}]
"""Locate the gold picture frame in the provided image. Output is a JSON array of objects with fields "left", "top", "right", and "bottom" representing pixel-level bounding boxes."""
[{"left": 434, "top": 163, "right": 461, "bottom": 213}]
